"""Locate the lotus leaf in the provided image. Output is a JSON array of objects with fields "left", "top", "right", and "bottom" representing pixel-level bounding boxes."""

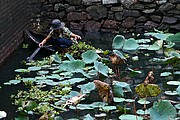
[
  {"left": 137, "top": 98, "right": 150, "bottom": 105},
  {"left": 28, "top": 66, "right": 41, "bottom": 71},
  {"left": 175, "top": 103, "right": 180, "bottom": 110},
  {"left": 83, "top": 114, "right": 94, "bottom": 120},
  {"left": 136, "top": 39, "right": 151, "bottom": 43},
  {"left": 166, "top": 33, "right": 180, "bottom": 48},
  {"left": 80, "top": 82, "right": 95, "bottom": 94},
  {"left": 177, "top": 85, "right": 180, "bottom": 96},
  {"left": 4, "top": 80, "right": 21, "bottom": 85},
  {"left": 147, "top": 42, "right": 161, "bottom": 50},
  {"left": 65, "top": 53, "right": 75, "bottom": 61},
  {"left": 119, "top": 114, "right": 143, "bottom": 120},
  {"left": 136, "top": 109, "right": 150, "bottom": 115},
  {"left": 113, "top": 81, "right": 132, "bottom": 97},
  {"left": 113, "top": 97, "right": 125, "bottom": 103},
  {"left": 164, "top": 91, "right": 178, "bottom": 96},
  {"left": 160, "top": 72, "right": 172, "bottom": 77},
  {"left": 112, "top": 35, "right": 125, "bottom": 49},
  {"left": 149, "top": 100, "right": 177, "bottom": 120},
  {"left": 135, "top": 83, "right": 161, "bottom": 97},
  {"left": 144, "top": 32, "right": 173, "bottom": 40},
  {"left": 123, "top": 38, "right": 139, "bottom": 51},
  {"left": 68, "top": 60, "right": 85, "bottom": 72},
  {"left": 82, "top": 50, "right": 98, "bottom": 64},
  {"left": 15, "top": 69, "right": 30, "bottom": 73},
  {"left": 113, "top": 50, "right": 126, "bottom": 60},
  {"left": 167, "top": 81, "right": 180, "bottom": 86},
  {"left": 94, "top": 61, "right": 109, "bottom": 77},
  {"left": 52, "top": 54, "right": 61, "bottom": 63}
]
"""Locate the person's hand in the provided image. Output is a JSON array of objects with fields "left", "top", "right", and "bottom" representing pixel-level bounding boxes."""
[
  {"left": 39, "top": 42, "right": 44, "bottom": 47},
  {"left": 74, "top": 35, "right": 81, "bottom": 40}
]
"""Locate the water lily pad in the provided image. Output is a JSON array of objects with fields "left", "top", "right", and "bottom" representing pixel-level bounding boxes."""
[
  {"left": 60, "top": 78, "right": 86, "bottom": 85},
  {"left": 164, "top": 91, "right": 178, "bottom": 96},
  {"left": 4, "top": 80, "right": 21, "bottom": 85},
  {"left": 82, "top": 50, "right": 98, "bottom": 64},
  {"left": 22, "top": 78, "right": 36, "bottom": 82},
  {"left": 15, "top": 69, "right": 30, "bottom": 73},
  {"left": 113, "top": 97, "right": 125, "bottom": 103},
  {"left": 160, "top": 72, "right": 172, "bottom": 77},
  {"left": 35, "top": 76, "right": 47, "bottom": 80},
  {"left": 28, "top": 66, "right": 41, "bottom": 71},
  {"left": 37, "top": 70, "right": 49, "bottom": 75},
  {"left": 135, "top": 83, "right": 161, "bottom": 97},
  {"left": 167, "top": 81, "right": 180, "bottom": 86},
  {"left": 125, "top": 99, "right": 135, "bottom": 103},
  {"left": 112, "top": 35, "right": 125, "bottom": 49},
  {"left": 47, "top": 74, "right": 64, "bottom": 80},
  {"left": 119, "top": 114, "right": 143, "bottom": 120},
  {"left": 123, "top": 38, "right": 139, "bottom": 51},
  {"left": 150, "top": 100, "right": 177, "bottom": 120},
  {"left": 166, "top": 33, "right": 180, "bottom": 48},
  {"left": 136, "top": 109, "right": 150, "bottom": 115},
  {"left": 101, "top": 106, "right": 117, "bottom": 112},
  {"left": 174, "top": 71, "right": 180, "bottom": 75},
  {"left": 137, "top": 98, "right": 150, "bottom": 105}
]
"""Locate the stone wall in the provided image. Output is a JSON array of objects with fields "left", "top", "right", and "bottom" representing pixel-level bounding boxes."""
[
  {"left": 0, "top": 0, "right": 29, "bottom": 65},
  {"left": 30, "top": 0, "right": 180, "bottom": 34}
]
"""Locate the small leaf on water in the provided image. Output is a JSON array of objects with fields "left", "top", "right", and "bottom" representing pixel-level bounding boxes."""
[
  {"left": 113, "top": 97, "right": 125, "bottom": 103},
  {"left": 160, "top": 72, "right": 172, "bottom": 77},
  {"left": 119, "top": 114, "right": 143, "bottom": 120},
  {"left": 136, "top": 109, "right": 150, "bottom": 115},
  {"left": 137, "top": 98, "right": 150, "bottom": 105},
  {"left": 164, "top": 91, "right": 178, "bottom": 96},
  {"left": 28, "top": 66, "right": 41, "bottom": 71},
  {"left": 112, "top": 35, "right": 125, "bottom": 49},
  {"left": 167, "top": 81, "right": 180, "bottom": 86}
]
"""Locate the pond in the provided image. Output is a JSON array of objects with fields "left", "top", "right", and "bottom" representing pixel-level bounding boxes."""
[{"left": 0, "top": 31, "right": 180, "bottom": 120}]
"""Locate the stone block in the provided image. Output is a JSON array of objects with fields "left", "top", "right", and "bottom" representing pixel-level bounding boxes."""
[
  {"left": 82, "top": 0, "right": 101, "bottom": 5},
  {"left": 102, "top": 0, "right": 118, "bottom": 4},
  {"left": 163, "top": 16, "right": 178, "bottom": 24},
  {"left": 84, "top": 20, "right": 101, "bottom": 32},
  {"left": 122, "top": 17, "right": 136, "bottom": 28}
]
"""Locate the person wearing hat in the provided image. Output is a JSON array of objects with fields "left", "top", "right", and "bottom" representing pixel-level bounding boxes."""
[{"left": 39, "top": 19, "right": 81, "bottom": 53}]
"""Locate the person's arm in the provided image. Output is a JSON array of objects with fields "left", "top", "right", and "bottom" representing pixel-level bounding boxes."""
[
  {"left": 63, "top": 27, "right": 81, "bottom": 40},
  {"left": 70, "top": 33, "right": 81, "bottom": 40},
  {"left": 39, "top": 35, "right": 51, "bottom": 47},
  {"left": 39, "top": 30, "right": 53, "bottom": 47}
]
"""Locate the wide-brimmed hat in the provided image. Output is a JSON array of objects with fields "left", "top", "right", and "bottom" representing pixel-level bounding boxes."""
[{"left": 50, "top": 19, "right": 65, "bottom": 30}]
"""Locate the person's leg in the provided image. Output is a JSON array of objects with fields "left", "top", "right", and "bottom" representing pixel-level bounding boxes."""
[{"left": 57, "top": 38, "right": 73, "bottom": 53}]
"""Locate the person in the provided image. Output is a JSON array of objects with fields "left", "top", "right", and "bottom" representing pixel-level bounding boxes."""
[{"left": 39, "top": 19, "right": 81, "bottom": 53}]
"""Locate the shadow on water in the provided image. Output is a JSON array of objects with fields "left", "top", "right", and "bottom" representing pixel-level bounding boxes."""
[{"left": 0, "top": 31, "right": 179, "bottom": 119}]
